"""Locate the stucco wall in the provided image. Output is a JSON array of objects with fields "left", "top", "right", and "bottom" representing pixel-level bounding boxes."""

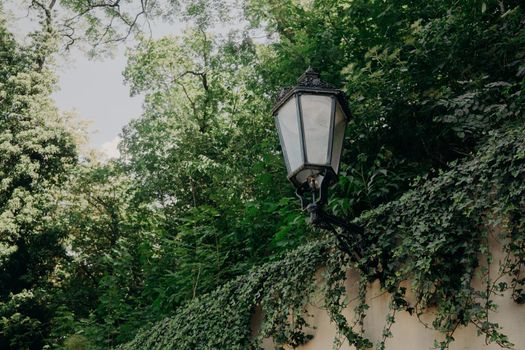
[{"left": 252, "top": 235, "right": 525, "bottom": 349}]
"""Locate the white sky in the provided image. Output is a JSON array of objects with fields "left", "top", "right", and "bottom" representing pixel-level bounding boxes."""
[
  {"left": 53, "top": 18, "right": 184, "bottom": 158},
  {"left": 52, "top": 49, "right": 142, "bottom": 157},
  {"left": 4, "top": 2, "right": 184, "bottom": 158}
]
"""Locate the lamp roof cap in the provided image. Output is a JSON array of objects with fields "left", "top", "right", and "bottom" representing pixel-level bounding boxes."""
[{"left": 272, "top": 68, "right": 350, "bottom": 118}]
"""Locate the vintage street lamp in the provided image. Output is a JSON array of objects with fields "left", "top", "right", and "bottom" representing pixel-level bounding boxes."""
[{"left": 272, "top": 68, "right": 364, "bottom": 259}]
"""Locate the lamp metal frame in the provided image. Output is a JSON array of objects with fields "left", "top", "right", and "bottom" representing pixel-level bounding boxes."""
[{"left": 272, "top": 68, "right": 365, "bottom": 260}]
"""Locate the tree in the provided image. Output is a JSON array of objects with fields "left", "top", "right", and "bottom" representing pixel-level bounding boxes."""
[
  {"left": 0, "top": 15, "right": 77, "bottom": 349},
  {"left": 17, "top": 0, "right": 239, "bottom": 53},
  {"left": 244, "top": 0, "right": 525, "bottom": 216}
]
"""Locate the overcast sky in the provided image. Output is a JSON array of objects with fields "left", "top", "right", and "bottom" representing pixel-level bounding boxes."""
[
  {"left": 51, "top": 50, "right": 142, "bottom": 157},
  {"left": 53, "top": 18, "right": 185, "bottom": 158},
  {"left": 4, "top": 3, "right": 184, "bottom": 158}
]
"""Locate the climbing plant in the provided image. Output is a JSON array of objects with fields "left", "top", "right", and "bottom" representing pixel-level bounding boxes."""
[{"left": 119, "top": 122, "right": 524, "bottom": 349}]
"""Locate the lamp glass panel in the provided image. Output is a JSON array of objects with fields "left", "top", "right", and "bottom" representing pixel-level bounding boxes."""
[
  {"left": 331, "top": 102, "right": 347, "bottom": 173},
  {"left": 300, "top": 94, "right": 332, "bottom": 165},
  {"left": 276, "top": 96, "right": 303, "bottom": 173}
]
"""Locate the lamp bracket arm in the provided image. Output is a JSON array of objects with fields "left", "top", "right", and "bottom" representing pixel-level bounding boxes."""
[{"left": 306, "top": 203, "right": 365, "bottom": 260}]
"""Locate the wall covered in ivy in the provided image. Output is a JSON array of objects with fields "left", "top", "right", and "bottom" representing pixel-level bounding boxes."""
[
  {"left": 253, "top": 236, "right": 523, "bottom": 349},
  {"left": 118, "top": 121, "right": 525, "bottom": 350}
]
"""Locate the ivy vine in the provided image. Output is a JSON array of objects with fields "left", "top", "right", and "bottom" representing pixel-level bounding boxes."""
[{"left": 119, "top": 122, "right": 525, "bottom": 350}]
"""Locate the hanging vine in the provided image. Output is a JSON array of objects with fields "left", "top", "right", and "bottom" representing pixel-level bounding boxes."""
[{"left": 119, "top": 122, "right": 525, "bottom": 350}]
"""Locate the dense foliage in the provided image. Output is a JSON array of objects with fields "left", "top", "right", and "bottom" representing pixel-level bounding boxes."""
[
  {"left": 0, "top": 16, "right": 77, "bottom": 349},
  {"left": 0, "top": 0, "right": 524, "bottom": 349},
  {"left": 118, "top": 121, "right": 525, "bottom": 350}
]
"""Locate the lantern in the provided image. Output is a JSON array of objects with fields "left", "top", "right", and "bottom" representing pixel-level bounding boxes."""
[{"left": 272, "top": 68, "right": 350, "bottom": 206}]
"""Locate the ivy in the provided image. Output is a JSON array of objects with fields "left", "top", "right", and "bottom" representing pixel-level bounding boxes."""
[
  {"left": 117, "top": 240, "right": 330, "bottom": 350},
  {"left": 120, "top": 122, "right": 525, "bottom": 349}
]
